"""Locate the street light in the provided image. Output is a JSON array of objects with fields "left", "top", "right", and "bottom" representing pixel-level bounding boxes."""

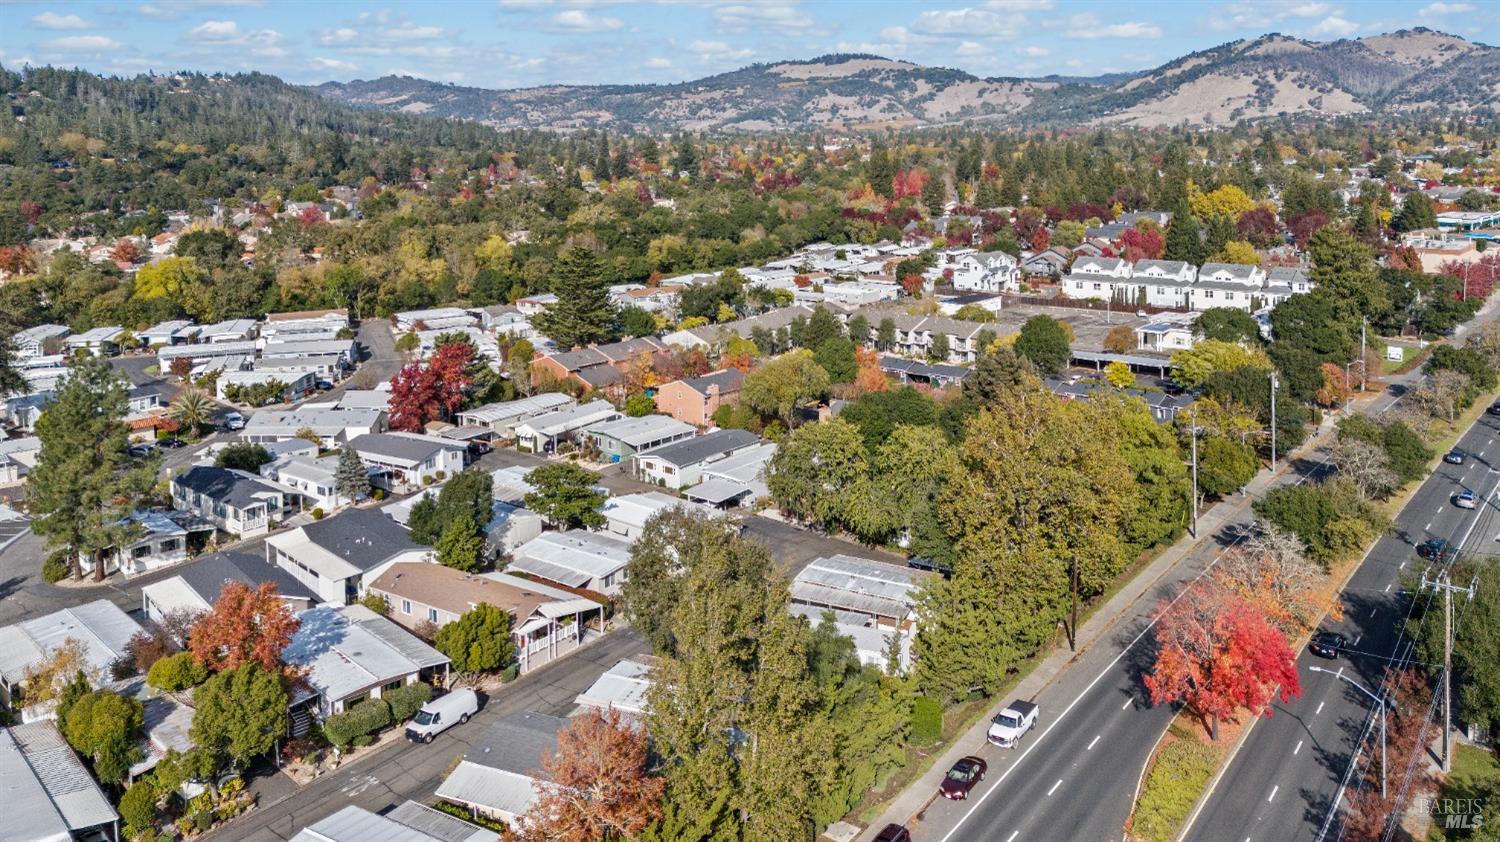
[
  {"left": 1188, "top": 407, "right": 1201, "bottom": 538},
  {"left": 1270, "top": 371, "right": 1279, "bottom": 471},
  {"left": 1309, "top": 665, "right": 1389, "bottom": 799}
]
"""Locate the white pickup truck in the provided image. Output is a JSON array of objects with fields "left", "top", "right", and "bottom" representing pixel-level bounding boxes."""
[{"left": 986, "top": 699, "right": 1038, "bottom": 748}]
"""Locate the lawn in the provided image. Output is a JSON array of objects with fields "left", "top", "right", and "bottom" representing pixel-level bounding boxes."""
[{"left": 1428, "top": 743, "right": 1500, "bottom": 841}]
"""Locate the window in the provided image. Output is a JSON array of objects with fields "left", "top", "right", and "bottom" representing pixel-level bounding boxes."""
[
  {"left": 402, "top": 599, "right": 412, "bottom": 614},
  {"left": 428, "top": 608, "right": 439, "bottom": 623}
]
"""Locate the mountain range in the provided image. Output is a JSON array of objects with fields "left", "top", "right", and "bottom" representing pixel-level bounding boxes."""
[{"left": 312, "top": 28, "right": 1497, "bottom": 132}]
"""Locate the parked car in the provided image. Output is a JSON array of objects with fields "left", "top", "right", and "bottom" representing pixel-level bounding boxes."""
[
  {"left": 939, "top": 756, "right": 988, "bottom": 800},
  {"left": 986, "top": 699, "right": 1039, "bottom": 747},
  {"left": 1309, "top": 631, "right": 1346, "bottom": 659},
  {"left": 222, "top": 411, "right": 245, "bottom": 431},
  {"left": 907, "top": 556, "right": 953, "bottom": 578},
  {"left": 127, "top": 443, "right": 156, "bottom": 458},
  {"left": 157, "top": 437, "right": 186, "bottom": 449},
  {"left": 1417, "top": 538, "right": 1454, "bottom": 561},
  {"left": 1445, "top": 449, "right": 1467, "bottom": 465},
  {"left": 404, "top": 687, "right": 479, "bottom": 743},
  {"left": 872, "top": 825, "right": 911, "bottom": 842},
  {"left": 1455, "top": 489, "right": 1478, "bottom": 509},
  {"left": 315, "top": 379, "right": 335, "bottom": 391},
  {"left": 1489, "top": 402, "right": 1500, "bottom": 416}
]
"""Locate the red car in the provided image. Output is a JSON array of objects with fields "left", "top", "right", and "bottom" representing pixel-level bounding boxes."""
[{"left": 939, "top": 755, "right": 988, "bottom": 800}]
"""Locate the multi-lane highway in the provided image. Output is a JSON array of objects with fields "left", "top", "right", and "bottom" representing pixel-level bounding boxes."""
[{"left": 1187, "top": 409, "right": 1500, "bottom": 842}]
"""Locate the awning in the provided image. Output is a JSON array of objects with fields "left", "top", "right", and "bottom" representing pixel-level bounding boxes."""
[{"left": 685, "top": 478, "right": 753, "bottom": 504}]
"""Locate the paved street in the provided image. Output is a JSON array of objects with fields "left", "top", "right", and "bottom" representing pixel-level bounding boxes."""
[{"left": 1186, "top": 411, "right": 1500, "bottom": 842}]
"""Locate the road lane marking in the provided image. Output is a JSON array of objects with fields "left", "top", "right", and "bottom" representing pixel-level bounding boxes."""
[
  {"left": 1438, "top": 506, "right": 1446, "bottom": 514},
  {"left": 1370, "top": 606, "right": 1379, "bottom": 617},
  {"left": 1352, "top": 635, "right": 1361, "bottom": 646},
  {"left": 1427, "top": 522, "right": 1433, "bottom": 530},
  {"left": 1294, "top": 740, "right": 1304, "bottom": 755},
  {"left": 1087, "top": 735, "right": 1101, "bottom": 750},
  {"left": 1269, "top": 785, "right": 1279, "bottom": 802},
  {"left": 1047, "top": 779, "right": 1063, "bottom": 796},
  {"left": 1316, "top": 701, "right": 1325, "bottom": 715},
  {"left": 1400, "top": 561, "right": 1406, "bottom": 570},
  {"left": 1336, "top": 667, "right": 1343, "bottom": 679},
  {"left": 1123, "top": 697, "right": 1133, "bottom": 710},
  {"left": 1005, "top": 832, "right": 1019, "bottom": 842},
  {"left": 1385, "top": 583, "right": 1392, "bottom": 593}
]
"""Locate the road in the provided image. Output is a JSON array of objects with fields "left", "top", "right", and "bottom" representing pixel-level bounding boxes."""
[
  {"left": 207, "top": 628, "right": 650, "bottom": 841},
  {"left": 1187, "top": 411, "right": 1500, "bottom": 842}
]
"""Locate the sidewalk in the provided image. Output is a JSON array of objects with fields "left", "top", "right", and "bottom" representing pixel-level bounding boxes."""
[{"left": 859, "top": 415, "right": 1344, "bottom": 839}]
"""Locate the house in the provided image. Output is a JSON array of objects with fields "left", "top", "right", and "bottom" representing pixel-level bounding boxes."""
[
  {"left": 261, "top": 453, "right": 367, "bottom": 512},
  {"left": 347, "top": 432, "right": 468, "bottom": 490},
  {"left": 599, "top": 491, "right": 713, "bottom": 543},
  {"left": 156, "top": 339, "right": 258, "bottom": 369},
  {"left": 654, "top": 368, "right": 744, "bottom": 427},
  {"left": 3, "top": 721, "right": 120, "bottom": 842},
  {"left": 790, "top": 555, "right": 931, "bottom": 631},
  {"left": 790, "top": 604, "right": 912, "bottom": 675},
  {"left": 878, "top": 354, "right": 972, "bottom": 387},
  {"left": 1071, "top": 256, "right": 1130, "bottom": 278},
  {"left": 685, "top": 441, "right": 777, "bottom": 508},
  {"left": 1020, "top": 247, "right": 1071, "bottom": 277},
  {"left": 64, "top": 326, "right": 124, "bottom": 357},
  {"left": 1135, "top": 320, "right": 1197, "bottom": 353},
  {"left": 241, "top": 408, "right": 385, "bottom": 448},
  {"left": 140, "top": 551, "right": 319, "bottom": 628},
  {"left": 170, "top": 465, "right": 286, "bottom": 538},
  {"left": 12, "top": 324, "right": 69, "bottom": 359},
  {"left": 257, "top": 339, "right": 359, "bottom": 370},
  {"left": 83, "top": 510, "right": 215, "bottom": 578},
  {"left": 130, "top": 692, "right": 194, "bottom": 782},
  {"left": 282, "top": 604, "right": 449, "bottom": 719},
  {"left": 289, "top": 804, "right": 487, "bottom": 842},
  {"left": 367, "top": 563, "right": 605, "bottom": 673},
  {"left": 0, "top": 600, "right": 142, "bottom": 715},
  {"left": 267, "top": 508, "right": 431, "bottom": 604},
  {"left": 138, "top": 319, "right": 195, "bottom": 348},
  {"left": 945, "top": 250, "right": 1021, "bottom": 293},
  {"left": 635, "top": 428, "right": 760, "bottom": 490},
  {"left": 529, "top": 337, "right": 667, "bottom": 395},
  {"left": 0, "top": 435, "right": 41, "bottom": 484},
  {"left": 261, "top": 308, "right": 349, "bottom": 344},
  {"left": 196, "top": 318, "right": 259, "bottom": 343},
  {"left": 394, "top": 307, "right": 477, "bottom": 334},
  {"left": 585, "top": 415, "right": 696, "bottom": 464},
  {"left": 1046, "top": 377, "right": 1193, "bottom": 423},
  {"left": 514, "top": 400, "right": 622, "bottom": 454},
  {"left": 476, "top": 304, "right": 534, "bottom": 339},
  {"left": 573, "top": 658, "right": 653, "bottom": 719},
  {"left": 382, "top": 802, "right": 493, "bottom": 842},
  {"left": 435, "top": 711, "right": 566, "bottom": 827},
  {"left": 515, "top": 293, "right": 558, "bottom": 317},
  {"left": 507, "top": 530, "right": 633, "bottom": 596},
  {"left": 383, "top": 485, "right": 544, "bottom": 556},
  {"left": 455, "top": 393, "right": 576, "bottom": 438},
  {"left": 216, "top": 367, "right": 318, "bottom": 403}
]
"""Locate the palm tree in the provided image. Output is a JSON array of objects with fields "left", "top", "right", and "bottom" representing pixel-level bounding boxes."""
[{"left": 168, "top": 387, "right": 215, "bottom": 435}]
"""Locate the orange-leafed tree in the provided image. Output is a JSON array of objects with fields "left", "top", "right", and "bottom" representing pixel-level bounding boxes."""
[
  {"left": 513, "top": 708, "right": 664, "bottom": 841},
  {"left": 188, "top": 581, "right": 300, "bottom": 674},
  {"left": 1144, "top": 582, "right": 1301, "bottom": 741},
  {"left": 111, "top": 238, "right": 141, "bottom": 264},
  {"left": 851, "top": 346, "right": 889, "bottom": 396},
  {"left": 1314, "top": 362, "right": 1353, "bottom": 408}
]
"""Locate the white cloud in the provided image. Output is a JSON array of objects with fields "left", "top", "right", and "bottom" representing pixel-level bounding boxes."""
[
  {"left": 956, "top": 41, "right": 990, "bottom": 57},
  {"left": 1017, "top": 45, "right": 1051, "bottom": 56},
  {"left": 138, "top": 0, "right": 265, "bottom": 20},
  {"left": 1307, "top": 14, "right": 1361, "bottom": 36},
  {"left": 181, "top": 19, "right": 285, "bottom": 57},
  {"left": 32, "top": 12, "right": 94, "bottom": 30},
  {"left": 321, "top": 27, "right": 358, "bottom": 45},
  {"left": 185, "top": 20, "right": 245, "bottom": 41},
  {"left": 44, "top": 36, "right": 125, "bottom": 51},
  {"left": 549, "top": 9, "right": 623, "bottom": 31},
  {"left": 311, "top": 56, "right": 359, "bottom": 73},
  {"left": 689, "top": 39, "right": 755, "bottom": 62},
  {"left": 644, "top": 56, "right": 673, "bottom": 68},
  {"left": 1419, "top": 2, "right": 1474, "bottom": 15},
  {"left": 1061, "top": 14, "right": 1163, "bottom": 39},
  {"left": 382, "top": 22, "right": 444, "bottom": 40},
  {"left": 984, "top": 0, "right": 1054, "bottom": 9},
  {"left": 714, "top": 2, "right": 813, "bottom": 34},
  {"left": 1207, "top": 1, "right": 1333, "bottom": 31},
  {"left": 911, "top": 8, "right": 1024, "bottom": 39}
]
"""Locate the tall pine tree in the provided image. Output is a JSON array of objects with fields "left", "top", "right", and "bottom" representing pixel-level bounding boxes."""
[
  {"left": 531, "top": 246, "right": 617, "bottom": 350},
  {"left": 1163, "top": 213, "right": 1207, "bottom": 265}
]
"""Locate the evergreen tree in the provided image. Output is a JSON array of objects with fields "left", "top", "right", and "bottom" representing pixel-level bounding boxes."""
[
  {"left": 29, "top": 358, "right": 157, "bottom": 580},
  {"left": 922, "top": 171, "right": 945, "bottom": 216},
  {"left": 1392, "top": 191, "right": 1437, "bottom": 232},
  {"left": 1162, "top": 213, "right": 1206, "bottom": 265},
  {"left": 1204, "top": 214, "right": 1236, "bottom": 258},
  {"left": 190, "top": 663, "right": 287, "bottom": 773},
  {"left": 436, "top": 511, "right": 484, "bottom": 572},
  {"left": 334, "top": 446, "right": 370, "bottom": 504},
  {"left": 867, "top": 142, "right": 896, "bottom": 198},
  {"left": 531, "top": 246, "right": 617, "bottom": 349}
]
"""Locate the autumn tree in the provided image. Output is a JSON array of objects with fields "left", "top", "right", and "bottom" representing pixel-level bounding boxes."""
[
  {"left": 20, "top": 639, "right": 93, "bottom": 708},
  {"left": 1144, "top": 582, "right": 1301, "bottom": 740},
  {"left": 515, "top": 708, "right": 664, "bottom": 841},
  {"left": 188, "top": 581, "right": 300, "bottom": 673},
  {"left": 387, "top": 340, "right": 473, "bottom": 431}
]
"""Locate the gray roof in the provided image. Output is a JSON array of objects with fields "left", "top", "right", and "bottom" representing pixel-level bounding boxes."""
[
  {"left": 574, "top": 658, "right": 652, "bottom": 716},
  {"left": 1133, "top": 259, "right": 1193, "bottom": 276},
  {"left": 173, "top": 465, "right": 282, "bottom": 510},
  {"left": 289, "top": 805, "right": 445, "bottom": 842},
  {"left": 383, "top": 802, "right": 491, "bottom": 842},
  {"left": 349, "top": 433, "right": 465, "bottom": 466},
  {"left": 3, "top": 721, "right": 118, "bottom": 841},
  {"left": 468, "top": 711, "right": 566, "bottom": 775},
  {"left": 299, "top": 508, "right": 421, "bottom": 569},
  {"left": 585, "top": 415, "right": 695, "bottom": 449},
  {"left": 637, "top": 428, "right": 760, "bottom": 468},
  {"left": 790, "top": 554, "right": 929, "bottom": 621},
  {"left": 177, "top": 551, "right": 317, "bottom": 606},
  {"left": 1198, "top": 262, "right": 1259, "bottom": 280},
  {"left": 677, "top": 368, "right": 744, "bottom": 396},
  {"left": 282, "top": 605, "right": 447, "bottom": 703},
  {"left": 0, "top": 600, "right": 141, "bottom": 688}
]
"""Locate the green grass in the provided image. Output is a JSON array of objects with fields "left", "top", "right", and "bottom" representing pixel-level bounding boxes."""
[
  {"left": 1428, "top": 743, "right": 1500, "bottom": 841},
  {"left": 1381, "top": 343, "right": 1423, "bottom": 374},
  {"left": 1132, "top": 735, "right": 1219, "bottom": 842}
]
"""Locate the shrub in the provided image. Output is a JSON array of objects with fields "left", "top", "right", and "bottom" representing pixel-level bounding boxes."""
[
  {"left": 1132, "top": 738, "right": 1217, "bottom": 842},
  {"left": 310, "top": 507, "right": 325, "bottom": 520},
  {"left": 42, "top": 550, "right": 69, "bottom": 583},
  {"left": 323, "top": 698, "right": 392, "bottom": 748},
  {"left": 910, "top": 696, "right": 942, "bottom": 746},
  {"left": 372, "top": 488, "right": 385, "bottom": 501},
  {"left": 118, "top": 779, "right": 159, "bottom": 838},
  {"left": 435, "top": 471, "right": 446, "bottom": 481},
  {"left": 352, "top": 734, "right": 375, "bottom": 748},
  {"left": 499, "top": 664, "right": 519, "bottom": 683},
  {"left": 384, "top": 682, "right": 433, "bottom": 723},
  {"left": 147, "top": 652, "right": 208, "bottom": 692}
]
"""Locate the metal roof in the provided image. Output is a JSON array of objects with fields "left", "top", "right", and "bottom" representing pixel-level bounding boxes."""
[
  {"left": 600, "top": 492, "right": 709, "bottom": 531},
  {"left": 348, "top": 432, "right": 465, "bottom": 467},
  {"left": 510, "top": 531, "right": 632, "bottom": 587},
  {"left": 790, "top": 555, "right": 929, "bottom": 621},
  {"left": 586, "top": 415, "right": 696, "bottom": 449},
  {"left": 458, "top": 393, "right": 573, "bottom": 424},
  {"left": 636, "top": 428, "right": 759, "bottom": 468},
  {"left": 282, "top": 605, "right": 448, "bottom": 703},
  {"left": 435, "top": 763, "right": 538, "bottom": 820},
  {"left": 383, "top": 802, "right": 492, "bottom": 842},
  {"left": 0, "top": 600, "right": 141, "bottom": 687},
  {"left": 573, "top": 659, "right": 652, "bottom": 716},
  {"left": 3, "top": 721, "right": 118, "bottom": 839},
  {"left": 290, "top": 805, "right": 445, "bottom": 842},
  {"left": 517, "top": 401, "right": 620, "bottom": 438},
  {"left": 685, "top": 477, "right": 754, "bottom": 505},
  {"left": 436, "top": 711, "right": 565, "bottom": 818}
]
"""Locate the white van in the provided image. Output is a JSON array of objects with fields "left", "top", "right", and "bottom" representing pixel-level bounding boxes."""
[
  {"left": 405, "top": 687, "right": 479, "bottom": 743},
  {"left": 223, "top": 411, "right": 245, "bottom": 430}
]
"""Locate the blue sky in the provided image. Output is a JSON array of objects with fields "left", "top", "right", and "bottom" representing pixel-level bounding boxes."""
[{"left": 0, "top": 1, "right": 1493, "bottom": 88}]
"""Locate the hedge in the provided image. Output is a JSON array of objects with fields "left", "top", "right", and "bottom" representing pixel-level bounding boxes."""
[
  {"left": 385, "top": 682, "right": 433, "bottom": 723},
  {"left": 323, "top": 698, "right": 392, "bottom": 748},
  {"left": 909, "top": 696, "right": 942, "bottom": 746},
  {"left": 1132, "top": 738, "right": 1218, "bottom": 842}
]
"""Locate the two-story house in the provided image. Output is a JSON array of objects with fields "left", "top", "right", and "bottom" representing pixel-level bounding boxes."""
[
  {"left": 266, "top": 508, "right": 431, "bottom": 604},
  {"left": 346, "top": 432, "right": 468, "bottom": 491},
  {"left": 170, "top": 466, "right": 287, "bottom": 539}
]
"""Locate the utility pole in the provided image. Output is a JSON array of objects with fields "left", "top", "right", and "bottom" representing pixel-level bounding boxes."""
[
  {"left": 1421, "top": 570, "right": 1478, "bottom": 772},
  {"left": 1360, "top": 318, "right": 1368, "bottom": 392},
  {"left": 1189, "top": 407, "right": 1199, "bottom": 538},
  {"left": 1069, "top": 556, "right": 1079, "bottom": 652},
  {"left": 1270, "top": 371, "right": 1279, "bottom": 471}
]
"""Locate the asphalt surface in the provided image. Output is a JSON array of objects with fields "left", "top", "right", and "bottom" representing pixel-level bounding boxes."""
[{"left": 1186, "top": 412, "right": 1500, "bottom": 842}]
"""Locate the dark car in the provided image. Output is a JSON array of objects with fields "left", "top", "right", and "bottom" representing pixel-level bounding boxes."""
[
  {"left": 157, "top": 437, "right": 186, "bottom": 449},
  {"left": 1445, "top": 449, "right": 1467, "bottom": 465},
  {"left": 1417, "top": 538, "right": 1454, "bottom": 561},
  {"left": 939, "top": 756, "right": 988, "bottom": 800},
  {"left": 1489, "top": 402, "right": 1500, "bottom": 416},
  {"left": 1309, "top": 631, "right": 1346, "bottom": 659},
  {"left": 127, "top": 443, "right": 156, "bottom": 458},
  {"left": 315, "top": 380, "right": 335, "bottom": 391},
  {"left": 907, "top": 556, "right": 953, "bottom": 578},
  {"left": 873, "top": 825, "right": 911, "bottom": 842}
]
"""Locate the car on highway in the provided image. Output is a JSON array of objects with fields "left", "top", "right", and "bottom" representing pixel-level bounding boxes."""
[
  {"left": 1455, "top": 489, "right": 1478, "bottom": 509},
  {"left": 1309, "top": 631, "right": 1346, "bottom": 659},
  {"left": 1417, "top": 538, "right": 1455, "bottom": 561},
  {"left": 987, "top": 699, "right": 1039, "bottom": 747},
  {"left": 1445, "top": 448, "right": 1467, "bottom": 465},
  {"left": 872, "top": 825, "right": 911, "bottom": 842},
  {"left": 939, "top": 756, "right": 988, "bottom": 800}
]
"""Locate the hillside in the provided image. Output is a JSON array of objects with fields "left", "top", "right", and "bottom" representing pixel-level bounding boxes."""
[{"left": 312, "top": 29, "right": 1496, "bottom": 131}]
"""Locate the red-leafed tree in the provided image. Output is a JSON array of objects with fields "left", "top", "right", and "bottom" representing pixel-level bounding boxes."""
[
  {"left": 1288, "top": 209, "right": 1332, "bottom": 246},
  {"left": 1119, "top": 226, "right": 1165, "bottom": 262},
  {"left": 1031, "top": 227, "right": 1050, "bottom": 253},
  {"left": 1442, "top": 254, "right": 1500, "bottom": 302},
  {"left": 298, "top": 205, "right": 325, "bottom": 228},
  {"left": 0, "top": 245, "right": 35, "bottom": 275},
  {"left": 1340, "top": 668, "right": 1438, "bottom": 841},
  {"left": 111, "top": 238, "right": 141, "bottom": 264},
  {"left": 187, "top": 581, "right": 300, "bottom": 674},
  {"left": 19, "top": 200, "right": 42, "bottom": 225},
  {"left": 892, "top": 168, "right": 928, "bottom": 200},
  {"left": 900, "top": 274, "right": 925, "bottom": 297},
  {"left": 514, "top": 708, "right": 664, "bottom": 842},
  {"left": 1144, "top": 583, "right": 1301, "bottom": 740},
  {"left": 1236, "top": 207, "right": 1281, "bottom": 249},
  {"left": 387, "top": 342, "right": 473, "bottom": 432}
]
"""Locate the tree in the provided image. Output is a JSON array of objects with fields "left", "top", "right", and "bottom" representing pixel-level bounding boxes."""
[
  {"left": 515, "top": 708, "right": 665, "bottom": 841},
  {"left": 436, "top": 511, "right": 484, "bottom": 572},
  {"left": 334, "top": 446, "right": 370, "bottom": 502},
  {"left": 768, "top": 418, "right": 868, "bottom": 529},
  {"left": 387, "top": 341, "right": 473, "bottom": 431},
  {"left": 1013, "top": 315, "right": 1071, "bottom": 376},
  {"left": 1170, "top": 339, "right": 1271, "bottom": 389},
  {"left": 624, "top": 392, "right": 656, "bottom": 417},
  {"left": 814, "top": 337, "right": 857, "bottom": 384},
  {"left": 742, "top": 349, "right": 831, "bottom": 427},
  {"left": 434, "top": 603, "right": 516, "bottom": 674},
  {"left": 395, "top": 331, "right": 420, "bottom": 355},
  {"left": 1308, "top": 226, "right": 1388, "bottom": 325},
  {"left": 929, "top": 332, "right": 951, "bottom": 363},
  {"left": 962, "top": 345, "right": 1033, "bottom": 407},
  {"left": 1235, "top": 207, "right": 1280, "bottom": 248},
  {"left": 1104, "top": 360, "right": 1135, "bottom": 388},
  {"left": 29, "top": 357, "right": 158, "bottom": 580},
  {"left": 532, "top": 246, "right": 617, "bottom": 349},
  {"left": 190, "top": 662, "right": 288, "bottom": 772},
  {"left": 524, "top": 463, "right": 606, "bottom": 529},
  {"left": 1211, "top": 240, "right": 1260, "bottom": 266},
  {"left": 215, "top": 442, "right": 272, "bottom": 472},
  {"left": 147, "top": 651, "right": 208, "bottom": 692},
  {"left": 1103, "top": 325, "right": 1135, "bottom": 354},
  {"left": 1144, "top": 582, "right": 1301, "bottom": 740},
  {"left": 1197, "top": 436, "right": 1258, "bottom": 497},
  {"left": 1163, "top": 213, "right": 1207, "bottom": 265},
  {"left": 1194, "top": 308, "right": 1262, "bottom": 345},
  {"left": 20, "top": 640, "right": 94, "bottom": 707},
  {"left": 188, "top": 581, "right": 300, "bottom": 673},
  {"left": 1332, "top": 437, "right": 1398, "bottom": 501},
  {"left": 839, "top": 387, "right": 939, "bottom": 451},
  {"left": 876, "top": 318, "right": 896, "bottom": 351},
  {"left": 619, "top": 306, "right": 657, "bottom": 338},
  {"left": 1217, "top": 523, "right": 1329, "bottom": 634},
  {"left": 623, "top": 509, "right": 742, "bottom": 654},
  {"left": 61, "top": 689, "right": 143, "bottom": 784},
  {"left": 1392, "top": 191, "right": 1437, "bottom": 232},
  {"left": 167, "top": 387, "right": 215, "bottom": 434}
]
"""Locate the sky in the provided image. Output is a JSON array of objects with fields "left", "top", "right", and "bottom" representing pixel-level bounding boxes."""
[{"left": 0, "top": 0, "right": 1494, "bottom": 89}]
